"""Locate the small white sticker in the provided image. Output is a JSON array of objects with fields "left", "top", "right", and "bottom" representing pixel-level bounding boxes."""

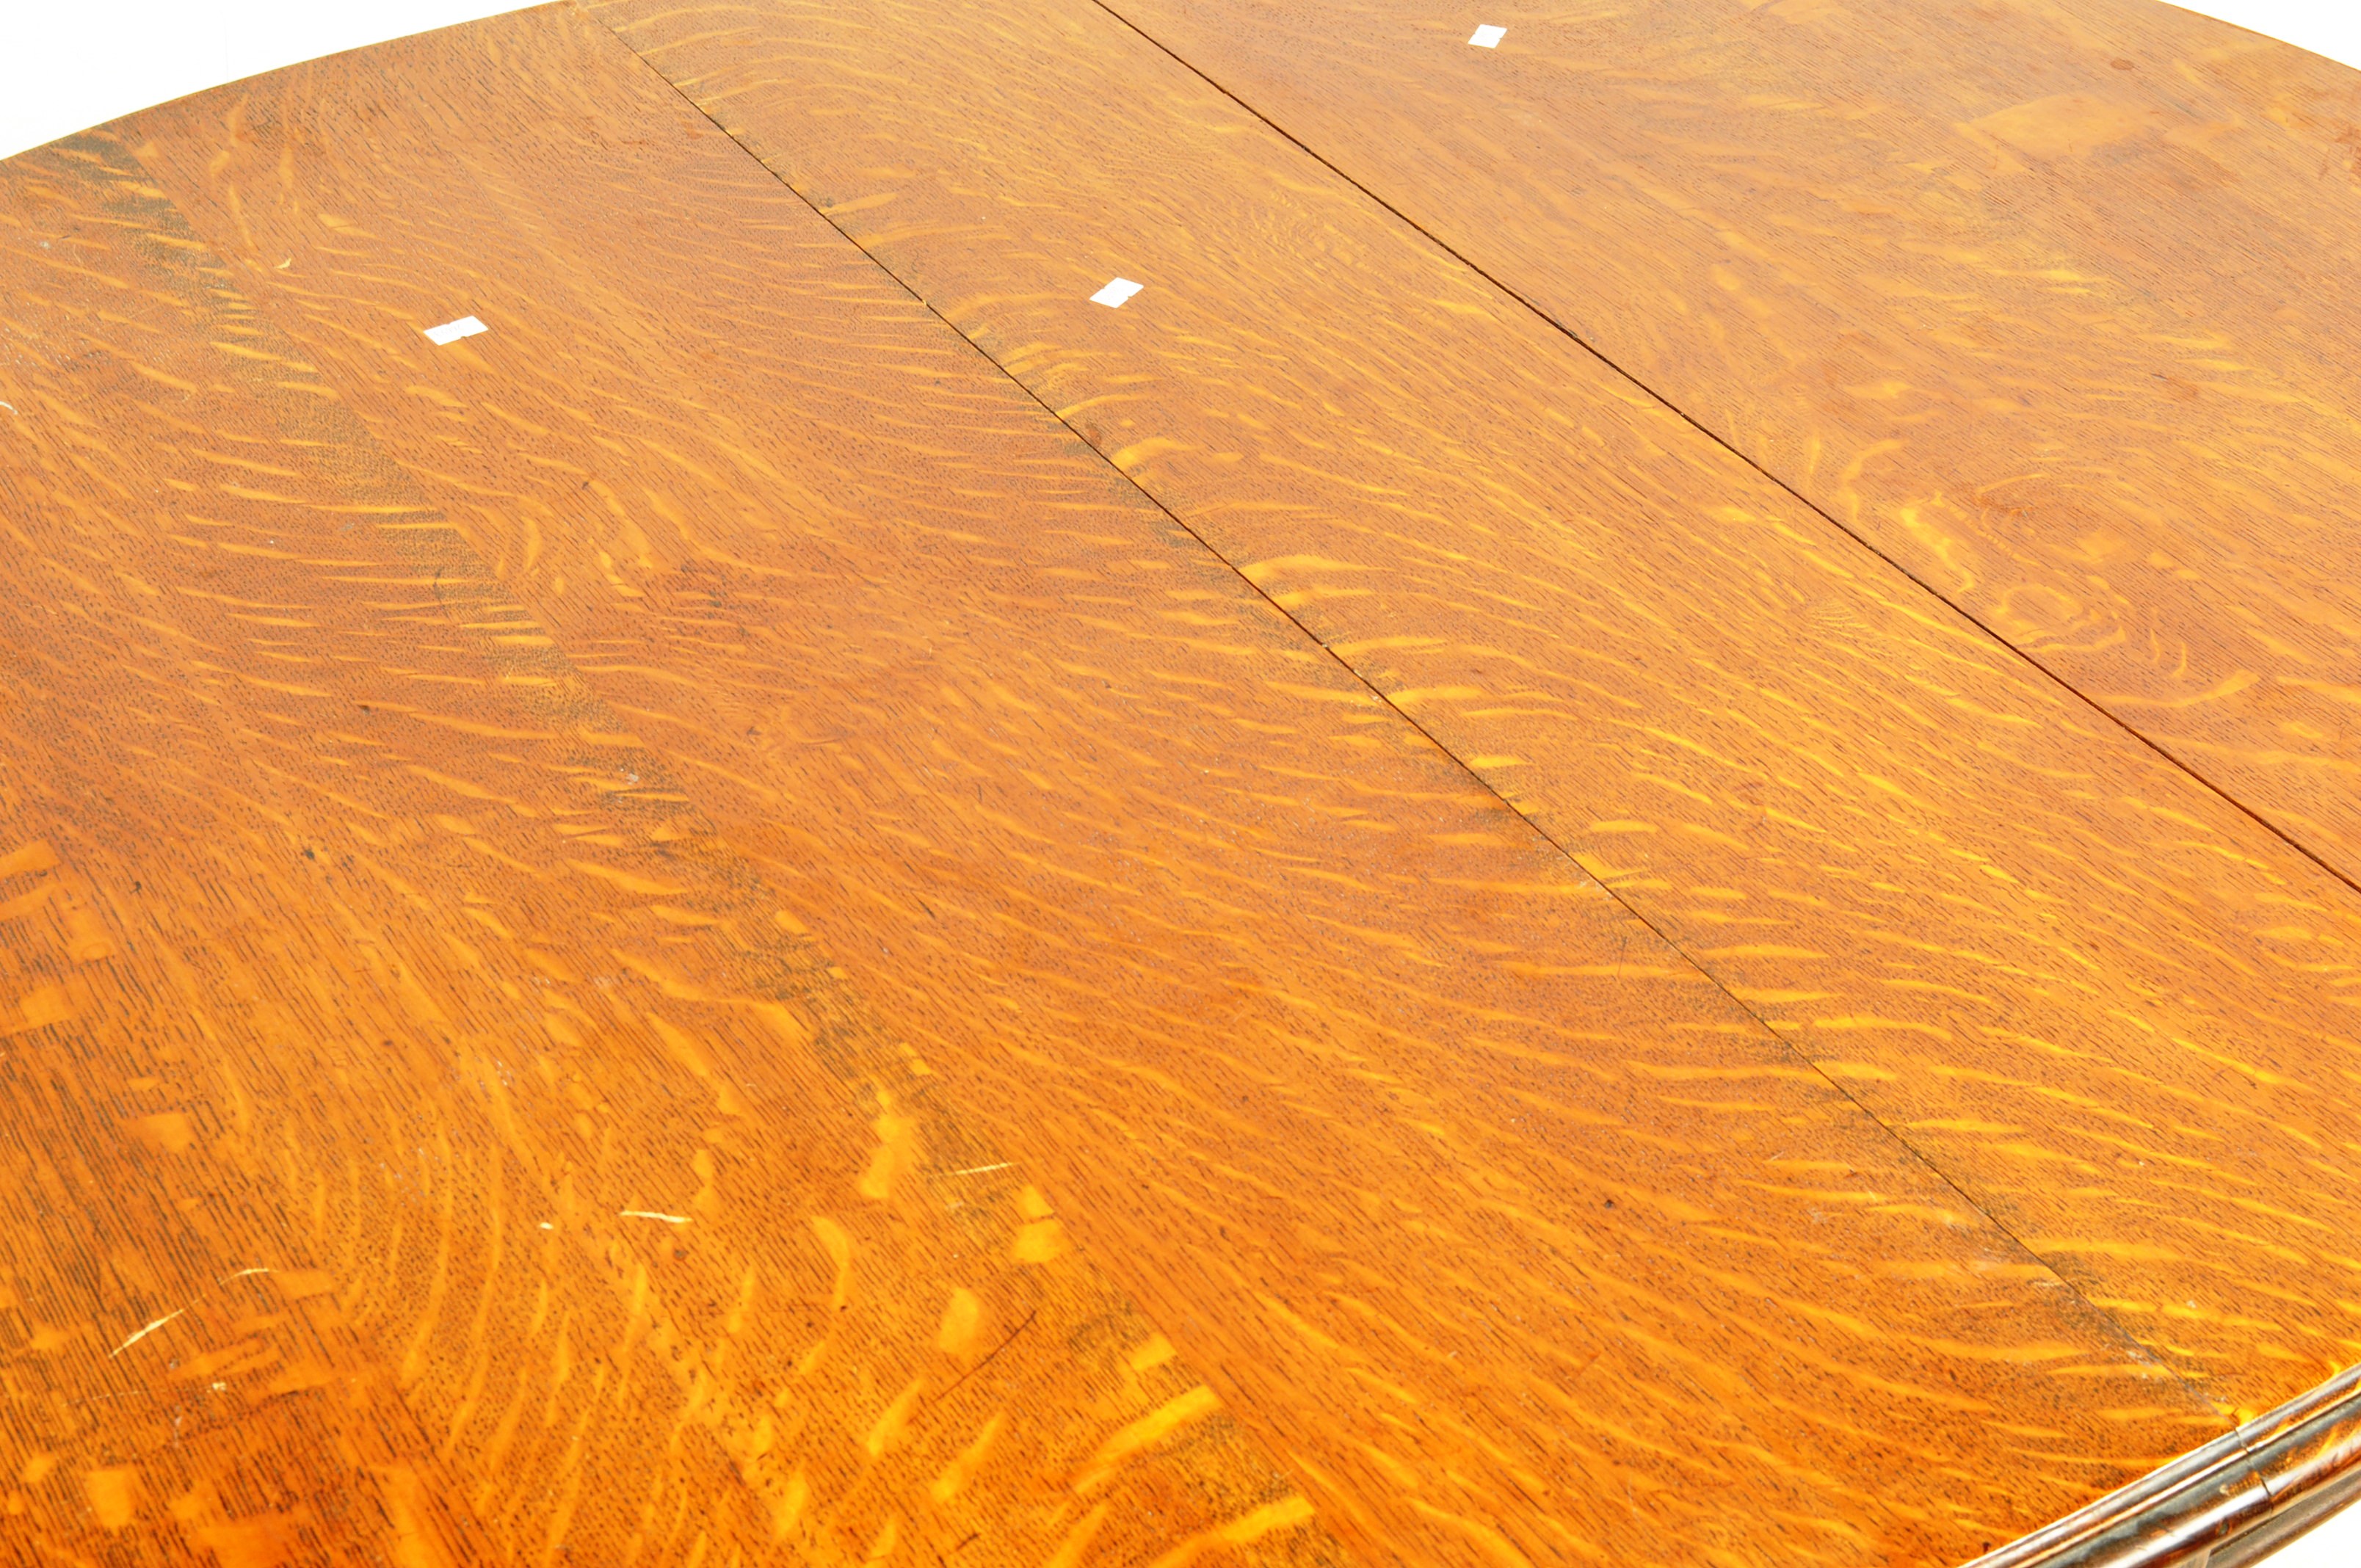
[
  {"left": 422, "top": 315, "right": 487, "bottom": 346},
  {"left": 1469, "top": 23, "right": 1506, "bottom": 46},
  {"left": 1090, "top": 277, "right": 1144, "bottom": 308}
]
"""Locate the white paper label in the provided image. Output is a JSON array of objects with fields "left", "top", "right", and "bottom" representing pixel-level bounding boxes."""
[
  {"left": 1090, "top": 277, "right": 1144, "bottom": 308},
  {"left": 1469, "top": 24, "right": 1506, "bottom": 46},
  {"left": 423, "top": 316, "right": 488, "bottom": 346}
]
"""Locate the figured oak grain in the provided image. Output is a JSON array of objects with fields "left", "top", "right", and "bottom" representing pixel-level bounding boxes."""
[
  {"left": 0, "top": 129, "right": 1334, "bottom": 1568},
  {"left": 1100, "top": 0, "right": 2361, "bottom": 890},
  {"left": 592, "top": 0, "right": 2361, "bottom": 1425},
  {"left": 0, "top": 4, "right": 2261, "bottom": 1567}
]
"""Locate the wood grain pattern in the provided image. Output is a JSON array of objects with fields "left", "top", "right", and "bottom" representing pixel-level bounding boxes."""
[
  {"left": 1095, "top": 0, "right": 2361, "bottom": 889},
  {"left": 0, "top": 114, "right": 1332, "bottom": 1568},
  {"left": 590, "top": 0, "right": 2361, "bottom": 1426},
  {"left": 0, "top": 4, "right": 2278, "bottom": 1565}
]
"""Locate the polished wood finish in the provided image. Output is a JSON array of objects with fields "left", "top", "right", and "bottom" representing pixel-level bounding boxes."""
[
  {"left": 89, "top": 12, "right": 2212, "bottom": 1564},
  {"left": 0, "top": 106, "right": 1329, "bottom": 1568},
  {"left": 0, "top": 0, "right": 2351, "bottom": 1563},
  {"left": 1098, "top": 0, "right": 2361, "bottom": 888},
  {"left": 595, "top": 0, "right": 2361, "bottom": 1413},
  {"left": 1964, "top": 1360, "right": 2361, "bottom": 1568}
]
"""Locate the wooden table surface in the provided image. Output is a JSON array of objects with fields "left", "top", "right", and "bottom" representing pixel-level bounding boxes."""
[
  {"left": 1100, "top": 0, "right": 2361, "bottom": 890},
  {"left": 0, "top": 1, "right": 2352, "bottom": 1564}
]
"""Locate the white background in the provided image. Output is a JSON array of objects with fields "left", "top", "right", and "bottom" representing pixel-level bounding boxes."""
[
  {"left": 1, "top": 1, "right": 2357, "bottom": 1563},
  {"left": 0, "top": 1, "right": 529, "bottom": 160}
]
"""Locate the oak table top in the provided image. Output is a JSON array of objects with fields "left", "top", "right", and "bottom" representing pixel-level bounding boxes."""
[
  {"left": 1104, "top": 0, "right": 2361, "bottom": 893},
  {"left": 0, "top": 1, "right": 2352, "bottom": 1564}
]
